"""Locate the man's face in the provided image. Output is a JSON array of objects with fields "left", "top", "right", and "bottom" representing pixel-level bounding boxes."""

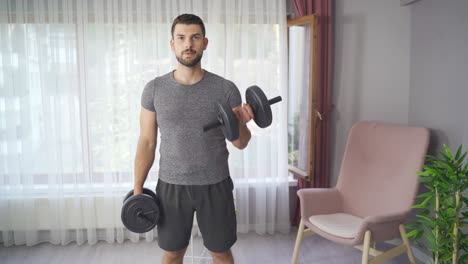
[{"left": 170, "top": 24, "right": 208, "bottom": 67}]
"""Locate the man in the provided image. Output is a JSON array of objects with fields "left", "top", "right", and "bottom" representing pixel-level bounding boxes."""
[{"left": 133, "top": 14, "right": 253, "bottom": 264}]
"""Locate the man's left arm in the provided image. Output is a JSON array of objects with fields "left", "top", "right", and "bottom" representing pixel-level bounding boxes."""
[{"left": 231, "top": 104, "right": 253, "bottom": 149}]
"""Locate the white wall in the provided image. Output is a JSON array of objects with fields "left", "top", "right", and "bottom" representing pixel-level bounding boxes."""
[
  {"left": 330, "top": 0, "right": 411, "bottom": 186},
  {"left": 408, "top": 0, "right": 468, "bottom": 152}
]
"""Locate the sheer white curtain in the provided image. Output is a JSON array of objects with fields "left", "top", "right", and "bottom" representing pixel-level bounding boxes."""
[{"left": 0, "top": 0, "right": 289, "bottom": 246}]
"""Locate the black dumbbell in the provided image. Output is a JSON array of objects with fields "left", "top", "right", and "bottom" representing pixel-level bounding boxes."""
[
  {"left": 203, "top": 86, "right": 282, "bottom": 141},
  {"left": 203, "top": 102, "right": 240, "bottom": 141},
  {"left": 121, "top": 188, "right": 161, "bottom": 233},
  {"left": 245, "top": 85, "right": 282, "bottom": 128}
]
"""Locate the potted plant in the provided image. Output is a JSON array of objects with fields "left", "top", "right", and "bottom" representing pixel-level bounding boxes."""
[{"left": 406, "top": 144, "right": 468, "bottom": 264}]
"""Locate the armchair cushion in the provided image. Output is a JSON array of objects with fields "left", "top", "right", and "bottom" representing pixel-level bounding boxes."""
[
  {"left": 309, "top": 213, "right": 363, "bottom": 239},
  {"left": 364, "top": 210, "right": 409, "bottom": 225}
]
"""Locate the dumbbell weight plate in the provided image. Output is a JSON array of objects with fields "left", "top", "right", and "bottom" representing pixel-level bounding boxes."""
[
  {"left": 246, "top": 86, "right": 272, "bottom": 128},
  {"left": 121, "top": 189, "right": 161, "bottom": 233},
  {"left": 123, "top": 188, "right": 158, "bottom": 203},
  {"left": 143, "top": 188, "right": 159, "bottom": 204},
  {"left": 124, "top": 189, "right": 134, "bottom": 202},
  {"left": 216, "top": 102, "right": 239, "bottom": 141}
]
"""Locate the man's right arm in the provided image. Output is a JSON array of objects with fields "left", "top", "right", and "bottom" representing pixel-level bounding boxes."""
[{"left": 134, "top": 107, "right": 158, "bottom": 195}]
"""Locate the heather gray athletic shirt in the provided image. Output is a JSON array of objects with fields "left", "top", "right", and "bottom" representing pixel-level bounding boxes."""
[{"left": 141, "top": 70, "right": 242, "bottom": 185}]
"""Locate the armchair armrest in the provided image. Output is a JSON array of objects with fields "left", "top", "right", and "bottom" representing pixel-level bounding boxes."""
[
  {"left": 297, "top": 188, "right": 342, "bottom": 219},
  {"left": 352, "top": 210, "right": 411, "bottom": 243}
]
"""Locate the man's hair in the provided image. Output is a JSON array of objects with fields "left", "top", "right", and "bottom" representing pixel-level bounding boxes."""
[{"left": 171, "top": 14, "right": 206, "bottom": 38}]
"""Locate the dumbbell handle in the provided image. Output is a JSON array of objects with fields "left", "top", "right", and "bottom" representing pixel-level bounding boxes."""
[
  {"left": 136, "top": 210, "right": 155, "bottom": 223},
  {"left": 268, "top": 96, "right": 282, "bottom": 105},
  {"left": 204, "top": 96, "right": 281, "bottom": 132}
]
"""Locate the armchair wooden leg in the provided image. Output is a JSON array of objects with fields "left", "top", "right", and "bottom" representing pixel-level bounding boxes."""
[
  {"left": 291, "top": 219, "right": 305, "bottom": 264},
  {"left": 362, "top": 230, "right": 372, "bottom": 264},
  {"left": 399, "top": 224, "right": 416, "bottom": 264}
]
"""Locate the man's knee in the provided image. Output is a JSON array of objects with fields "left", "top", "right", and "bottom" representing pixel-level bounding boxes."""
[
  {"left": 211, "top": 249, "right": 234, "bottom": 264},
  {"left": 163, "top": 248, "right": 187, "bottom": 264}
]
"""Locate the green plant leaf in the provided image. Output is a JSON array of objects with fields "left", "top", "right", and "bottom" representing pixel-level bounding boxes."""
[
  {"left": 455, "top": 150, "right": 467, "bottom": 165},
  {"left": 441, "top": 254, "right": 453, "bottom": 262},
  {"left": 418, "top": 177, "right": 434, "bottom": 183},
  {"left": 420, "top": 195, "right": 432, "bottom": 207},
  {"left": 409, "top": 144, "right": 468, "bottom": 261},
  {"left": 414, "top": 230, "right": 424, "bottom": 241},
  {"left": 405, "top": 229, "right": 418, "bottom": 238},
  {"left": 417, "top": 214, "right": 435, "bottom": 223},
  {"left": 416, "top": 192, "right": 433, "bottom": 199},
  {"left": 443, "top": 144, "right": 453, "bottom": 157},
  {"left": 454, "top": 145, "right": 463, "bottom": 160},
  {"left": 440, "top": 151, "right": 451, "bottom": 163},
  {"left": 412, "top": 203, "right": 427, "bottom": 209}
]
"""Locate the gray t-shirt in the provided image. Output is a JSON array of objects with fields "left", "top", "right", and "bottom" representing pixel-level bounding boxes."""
[{"left": 141, "top": 70, "right": 242, "bottom": 185}]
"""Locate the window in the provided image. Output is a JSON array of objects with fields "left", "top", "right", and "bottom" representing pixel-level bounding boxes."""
[
  {"left": 0, "top": 21, "right": 283, "bottom": 186},
  {"left": 0, "top": 22, "right": 173, "bottom": 185},
  {"left": 287, "top": 15, "right": 317, "bottom": 180}
]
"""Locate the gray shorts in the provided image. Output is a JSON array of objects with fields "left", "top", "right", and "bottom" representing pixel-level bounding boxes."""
[{"left": 156, "top": 177, "right": 237, "bottom": 253}]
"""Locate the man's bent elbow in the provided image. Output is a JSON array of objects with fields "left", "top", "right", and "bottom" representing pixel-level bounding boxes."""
[
  {"left": 232, "top": 141, "right": 248, "bottom": 150},
  {"left": 232, "top": 136, "right": 250, "bottom": 150}
]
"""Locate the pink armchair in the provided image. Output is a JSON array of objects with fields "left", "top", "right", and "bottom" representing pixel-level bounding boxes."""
[{"left": 291, "top": 121, "right": 430, "bottom": 264}]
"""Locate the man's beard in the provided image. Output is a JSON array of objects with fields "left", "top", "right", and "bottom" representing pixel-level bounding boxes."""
[{"left": 176, "top": 50, "right": 203, "bottom": 67}]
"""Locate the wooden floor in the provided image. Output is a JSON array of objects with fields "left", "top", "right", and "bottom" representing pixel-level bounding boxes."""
[{"left": 0, "top": 230, "right": 422, "bottom": 264}]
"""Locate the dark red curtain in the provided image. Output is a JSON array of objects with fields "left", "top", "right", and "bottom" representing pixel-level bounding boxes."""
[{"left": 291, "top": 0, "right": 333, "bottom": 226}]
